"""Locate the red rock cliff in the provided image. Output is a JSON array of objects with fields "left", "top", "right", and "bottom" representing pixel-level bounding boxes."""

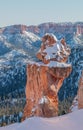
[{"left": 23, "top": 34, "right": 72, "bottom": 119}]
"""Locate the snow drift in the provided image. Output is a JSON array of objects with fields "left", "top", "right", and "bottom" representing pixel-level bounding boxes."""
[{"left": 0, "top": 109, "right": 83, "bottom": 130}]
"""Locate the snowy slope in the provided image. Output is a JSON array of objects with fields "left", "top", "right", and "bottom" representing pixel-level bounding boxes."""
[
  {"left": 0, "top": 109, "right": 83, "bottom": 130},
  {"left": 0, "top": 26, "right": 41, "bottom": 96}
]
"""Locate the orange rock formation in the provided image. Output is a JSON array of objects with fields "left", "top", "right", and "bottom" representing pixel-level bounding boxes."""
[{"left": 23, "top": 33, "right": 72, "bottom": 119}]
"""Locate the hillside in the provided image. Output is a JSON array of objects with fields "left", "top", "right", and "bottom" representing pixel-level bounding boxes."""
[
  {"left": 0, "top": 27, "right": 41, "bottom": 96},
  {"left": 0, "top": 23, "right": 83, "bottom": 99}
]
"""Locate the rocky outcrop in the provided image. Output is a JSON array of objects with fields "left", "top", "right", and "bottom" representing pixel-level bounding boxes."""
[
  {"left": 78, "top": 71, "right": 83, "bottom": 109},
  {"left": 2, "top": 25, "right": 27, "bottom": 34},
  {"left": 37, "top": 34, "right": 70, "bottom": 64},
  {"left": 23, "top": 34, "right": 72, "bottom": 119}
]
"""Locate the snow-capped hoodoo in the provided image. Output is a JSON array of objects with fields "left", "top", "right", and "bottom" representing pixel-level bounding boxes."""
[{"left": 23, "top": 33, "right": 72, "bottom": 120}]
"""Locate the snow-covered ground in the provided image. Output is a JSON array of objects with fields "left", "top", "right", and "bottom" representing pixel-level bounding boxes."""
[
  {"left": 0, "top": 109, "right": 83, "bottom": 130},
  {"left": 70, "top": 96, "right": 78, "bottom": 112}
]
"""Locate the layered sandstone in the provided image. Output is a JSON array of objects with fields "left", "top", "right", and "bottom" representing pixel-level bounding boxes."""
[
  {"left": 23, "top": 33, "right": 72, "bottom": 119},
  {"left": 78, "top": 71, "right": 83, "bottom": 109}
]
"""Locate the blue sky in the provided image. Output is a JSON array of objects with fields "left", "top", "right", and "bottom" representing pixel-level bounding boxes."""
[{"left": 0, "top": 0, "right": 83, "bottom": 27}]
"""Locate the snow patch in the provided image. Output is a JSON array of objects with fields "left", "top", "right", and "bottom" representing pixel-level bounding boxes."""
[
  {"left": 45, "top": 33, "right": 58, "bottom": 41},
  {"left": 23, "top": 31, "right": 40, "bottom": 42},
  {"left": 43, "top": 40, "right": 69, "bottom": 61},
  {"left": 0, "top": 109, "right": 83, "bottom": 130},
  {"left": 28, "top": 61, "right": 71, "bottom": 68},
  {"left": 39, "top": 96, "right": 48, "bottom": 104}
]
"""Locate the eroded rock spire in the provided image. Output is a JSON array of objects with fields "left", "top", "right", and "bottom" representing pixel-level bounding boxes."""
[{"left": 23, "top": 33, "right": 72, "bottom": 119}]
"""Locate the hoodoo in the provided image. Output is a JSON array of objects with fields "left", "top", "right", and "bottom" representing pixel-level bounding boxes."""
[{"left": 23, "top": 33, "right": 72, "bottom": 119}]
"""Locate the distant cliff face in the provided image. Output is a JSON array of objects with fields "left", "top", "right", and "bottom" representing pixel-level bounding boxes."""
[
  {"left": 78, "top": 71, "right": 83, "bottom": 109},
  {"left": 23, "top": 34, "right": 72, "bottom": 119},
  {"left": 27, "top": 22, "right": 83, "bottom": 39}
]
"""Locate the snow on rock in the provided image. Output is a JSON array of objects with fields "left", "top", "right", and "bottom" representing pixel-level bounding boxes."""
[
  {"left": 39, "top": 96, "right": 49, "bottom": 104},
  {"left": 0, "top": 109, "right": 83, "bottom": 130},
  {"left": 47, "top": 61, "right": 71, "bottom": 68},
  {"left": 37, "top": 33, "right": 70, "bottom": 64},
  {"left": 28, "top": 60, "right": 71, "bottom": 68}
]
